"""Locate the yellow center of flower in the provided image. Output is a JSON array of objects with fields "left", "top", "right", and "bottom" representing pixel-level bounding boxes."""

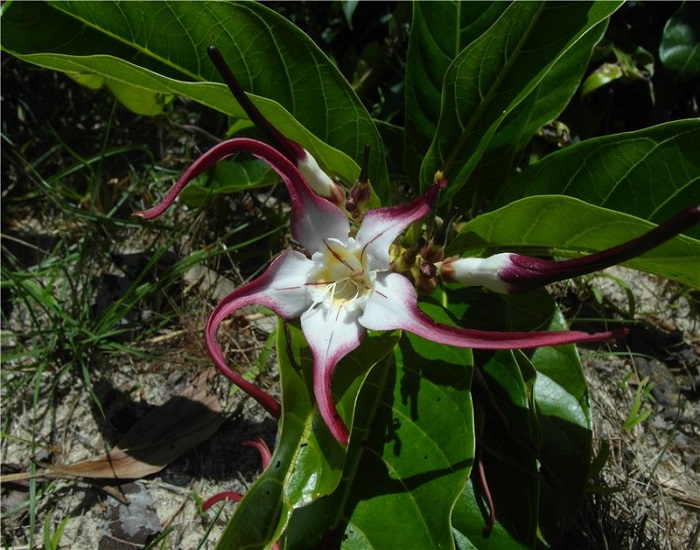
[{"left": 308, "top": 238, "right": 374, "bottom": 311}]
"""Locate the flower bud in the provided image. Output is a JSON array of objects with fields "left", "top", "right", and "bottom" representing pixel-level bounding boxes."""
[
  {"left": 346, "top": 144, "right": 372, "bottom": 221},
  {"left": 298, "top": 150, "right": 346, "bottom": 205},
  {"left": 440, "top": 205, "right": 700, "bottom": 294},
  {"left": 440, "top": 254, "right": 516, "bottom": 294}
]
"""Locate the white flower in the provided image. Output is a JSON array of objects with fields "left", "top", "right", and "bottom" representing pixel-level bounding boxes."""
[{"left": 137, "top": 138, "right": 623, "bottom": 443}]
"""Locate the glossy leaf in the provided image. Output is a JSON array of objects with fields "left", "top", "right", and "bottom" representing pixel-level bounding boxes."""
[
  {"left": 449, "top": 289, "right": 593, "bottom": 545},
  {"left": 419, "top": 1, "right": 622, "bottom": 203},
  {"left": 1, "top": 0, "right": 390, "bottom": 199},
  {"left": 448, "top": 291, "right": 540, "bottom": 545},
  {"left": 67, "top": 73, "right": 173, "bottom": 116},
  {"left": 580, "top": 62, "right": 625, "bottom": 99},
  {"left": 533, "top": 369, "right": 591, "bottom": 541},
  {"left": 452, "top": 479, "right": 531, "bottom": 550},
  {"left": 468, "top": 18, "right": 609, "bottom": 200},
  {"left": 529, "top": 308, "right": 593, "bottom": 542},
  {"left": 282, "top": 303, "right": 474, "bottom": 549},
  {"left": 659, "top": 2, "right": 700, "bottom": 83},
  {"left": 449, "top": 195, "right": 700, "bottom": 288},
  {"left": 216, "top": 322, "right": 400, "bottom": 548},
  {"left": 472, "top": 350, "right": 541, "bottom": 545},
  {"left": 489, "top": 119, "right": 700, "bottom": 240},
  {"left": 403, "top": 1, "right": 508, "bottom": 188}
]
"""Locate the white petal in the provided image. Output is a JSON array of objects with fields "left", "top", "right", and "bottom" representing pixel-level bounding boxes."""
[
  {"left": 355, "top": 183, "right": 441, "bottom": 270},
  {"left": 205, "top": 250, "right": 314, "bottom": 418},
  {"left": 301, "top": 302, "right": 365, "bottom": 443},
  {"left": 359, "top": 272, "right": 418, "bottom": 331},
  {"left": 361, "top": 272, "right": 625, "bottom": 349},
  {"left": 287, "top": 167, "right": 349, "bottom": 253},
  {"left": 206, "top": 251, "right": 313, "bottom": 349}
]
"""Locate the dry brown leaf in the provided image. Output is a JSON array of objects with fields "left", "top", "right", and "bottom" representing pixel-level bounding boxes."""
[{"left": 41, "top": 371, "right": 225, "bottom": 481}]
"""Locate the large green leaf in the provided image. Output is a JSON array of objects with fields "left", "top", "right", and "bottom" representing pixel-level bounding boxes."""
[
  {"left": 281, "top": 303, "right": 474, "bottom": 549},
  {"left": 472, "top": 350, "right": 541, "bottom": 546},
  {"left": 447, "top": 291, "right": 541, "bottom": 545},
  {"left": 449, "top": 195, "right": 700, "bottom": 288},
  {"left": 404, "top": 2, "right": 613, "bottom": 203},
  {"left": 216, "top": 322, "right": 400, "bottom": 548},
  {"left": 533, "top": 368, "right": 591, "bottom": 541},
  {"left": 419, "top": 1, "right": 622, "bottom": 203},
  {"left": 467, "top": 18, "right": 609, "bottom": 200},
  {"left": 403, "top": 1, "right": 508, "bottom": 188},
  {"left": 530, "top": 308, "right": 593, "bottom": 542},
  {"left": 452, "top": 479, "right": 531, "bottom": 550},
  {"left": 449, "top": 289, "right": 593, "bottom": 545},
  {"left": 1, "top": 0, "right": 391, "bottom": 200},
  {"left": 490, "top": 120, "right": 700, "bottom": 240}
]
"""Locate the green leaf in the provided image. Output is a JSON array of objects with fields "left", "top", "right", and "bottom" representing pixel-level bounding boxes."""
[
  {"left": 529, "top": 309, "right": 592, "bottom": 543},
  {"left": 106, "top": 78, "right": 173, "bottom": 116},
  {"left": 282, "top": 303, "right": 474, "bottom": 548},
  {"left": 534, "top": 370, "right": 592, "bottom": 540},
  {"left": 1, "top": 0, "right": 390, "bottom": 200},
  {"left": 660, "top": 2, "right": 700, "bottom": 83},
  {"left": 452, "top": 479, "right": 531, "bottom": 550},
  {"left": 472, "top": 350, "right": 540, "bottom": 545},
  {"left": 404, "top": 1, "right": 611, "bottom": 200},
  {"left": 403, "top": 1, "right": 508, "bottom": 188},
  {"left": 580, "top": 62, "right": 625, "bottom": 99},
  {"left": 419, "top": 1, "right": 622, "bottom": 203},
  {"left": 421, "top": 2, "right": 619, "bottom": 205},
  {"left": 447, "top": 291, "right": 543, "bottom": 545},
  {"left": 217, "top": 323, "right": 400, "bottom": 548},
  {"left": 490, "top": 120, "right": 700, "bottom": 239},
  {"left": 448, "top": 289, "right": 593, "bottom": 545},
  {"left": 341, "top": 0, "right": 360, "bottom": 30},
  {"left": 450, "top": 195, "right": 700, "bottom": 288},
  {"left": 469, "top": 18, "right": 609, "bottom": 198}
]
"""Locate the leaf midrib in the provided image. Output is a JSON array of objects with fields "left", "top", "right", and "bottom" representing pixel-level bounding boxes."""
[
  {"left": 442, "top": 2, "right": 545, "bottom": 176},
  {"left": 48, "top": 1, "right": 204, "bottom": 83}
]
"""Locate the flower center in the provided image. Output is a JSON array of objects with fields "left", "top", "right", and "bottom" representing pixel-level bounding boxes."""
[{"left": 307, "top": 237, "right": 375, "bottom": 311}]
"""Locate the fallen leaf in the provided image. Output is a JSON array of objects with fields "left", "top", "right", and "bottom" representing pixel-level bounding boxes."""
[{"left": 41, "top": 371, "right": 225, "bottom": 481}]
